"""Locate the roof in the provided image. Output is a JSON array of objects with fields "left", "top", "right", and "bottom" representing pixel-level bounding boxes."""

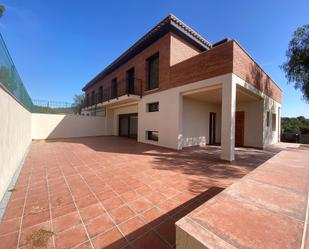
[{"left": 83, "top": 14, "right": 212, "bottom": 91}]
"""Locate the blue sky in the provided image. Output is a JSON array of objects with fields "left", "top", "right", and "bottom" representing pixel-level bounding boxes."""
[{"left": 0, "top": 0, "right": 308, "bottom": 117}]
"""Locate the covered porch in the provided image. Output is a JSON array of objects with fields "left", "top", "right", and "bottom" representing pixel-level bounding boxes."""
[{"left": 180, "top": 77, "right": 264, "bottom": 161}]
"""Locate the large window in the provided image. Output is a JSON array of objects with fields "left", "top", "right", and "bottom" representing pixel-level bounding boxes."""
[
  {"left": 126, "top": 67, "right": 135, "bottom": 94},
  {"left": 91, "top": 90, "right": 95, "bottom": 105},
  {"left": 98, "top": 86, "right": 103, "bottom": 103},
  {"left": 147, "top": 53, "right": 159, "bottom": 90},
  {"left": 111, "top": 78, "right": 118, "bottom": 99},
  {"left": 86, "top": 93, "right": 89, "bottom": 107}
]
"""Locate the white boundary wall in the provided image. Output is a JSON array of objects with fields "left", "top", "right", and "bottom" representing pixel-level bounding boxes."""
[
  {"left": 0, "top": 85, "right": 32, "bottom": 201},
  {"left": 32, "top": 113, "right": 108, "bottom": 139}
]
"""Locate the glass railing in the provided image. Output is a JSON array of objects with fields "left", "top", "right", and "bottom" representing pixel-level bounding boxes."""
[{"left": 0, "top": 33, "right": 33, "bottom": 111}]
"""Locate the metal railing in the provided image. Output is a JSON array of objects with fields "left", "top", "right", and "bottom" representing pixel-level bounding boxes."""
[
  {"left": 0, "top": 33, "right": 33, "bottom": 111},
  {"left": 83, "top": 77, "right": 143, "bottom": 108},
  {"left": 32, "top": 99, "right": 77, "bottom": 114}
]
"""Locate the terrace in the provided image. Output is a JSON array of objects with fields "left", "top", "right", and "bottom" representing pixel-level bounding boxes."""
[{"left": 0, "top": 136, "right": 281, "bottom": 249}]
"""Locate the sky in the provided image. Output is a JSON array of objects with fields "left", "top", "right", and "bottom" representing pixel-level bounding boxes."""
[{"left": 0, "top": 0, "right": 308, "bottom": 117}]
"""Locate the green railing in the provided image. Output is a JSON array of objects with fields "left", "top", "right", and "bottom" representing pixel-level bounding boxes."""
[{"left": 0, "top": 32, "right": 34, "bottom": 111}]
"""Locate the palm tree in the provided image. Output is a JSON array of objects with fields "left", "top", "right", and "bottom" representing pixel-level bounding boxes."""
[{"left": 0, "top": 5, "right": 5, "bottom": 17}]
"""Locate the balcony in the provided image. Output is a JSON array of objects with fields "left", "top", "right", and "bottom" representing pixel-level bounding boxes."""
[{"left": 83, "top": 77, "right": 143, "bottom": 110}]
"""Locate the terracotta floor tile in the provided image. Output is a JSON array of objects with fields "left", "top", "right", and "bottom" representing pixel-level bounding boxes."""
[
  {"left": 154, "top": 218, "right": 176, "bottom": 246},
  {"left": 51, "top": 202, "right": 76, "bottom": 219},
  {"left": 80, "top": 203, "right": 105, "bottom": 223},
  {"left": 119, "top": 216, "right": 150, "bottom": 241},
  {"left": 102, "top": 197, "right": 124, "bottom": 211},
  {"left": 53, "top": 211, "right": 82, "bottom": 233},
  {"left": 19, "top": 221, "right": 52, "bottom": 247},
  {"left": 75, "top": 194, "right": 98, "bottom": 210},
  {"left": 0, "top": 217, "right": 21, "bottom": 236},
  {"left": 91, "top": 228, "right": 128, "bottom": 249},
  {"left": 22, "top": 210, "right": 50, "bottom": 228},
  {"left": 0, "top": 231, "right": 19, "bottom": 249},
  {"left": 128, "top": 197, "right": 153, "bottom": 214},
  {"left": 141, "top": 207, "right": 168, "bottom": 227},
  {"left": 131, "top": 230, "right": 170, "bottom": 249},
  {"left": 109, "top": 205, "right": 135, "bottom": 224},
  {"left": 55, "top": 225, "right": 88, "bottom": 249},
  {"left": 2, "top": 205, "right": 24, "bottom": 220},
  {"left": 120, "top": 191, "right": 141, "bottom": 203},
  {"left": 85, "top": 213, "right": 114, "bottom": 238}
]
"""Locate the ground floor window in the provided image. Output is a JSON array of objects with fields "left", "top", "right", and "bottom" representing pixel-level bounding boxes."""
[{"left": 147, "top": 131, "right": 158, "bottom": 141}]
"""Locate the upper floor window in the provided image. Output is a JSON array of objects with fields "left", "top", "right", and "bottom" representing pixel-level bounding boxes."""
[
  {"left": 111, "top": 78, "right": 118, "bottom": 99},
  {"left": 91, "top": 90, "right": 95, "bottom": 105},
  {"left": 98, "top": 86, "right": 103, "bottom": 103},
  {"left": 86, "top": 93, "right": 89, "bottom": 107},
  {"left": 126, "top": 67, "right": 135, "bottom": 94},
  {"left": 147, "top": 53, "right": 159, "bottom": 90}
]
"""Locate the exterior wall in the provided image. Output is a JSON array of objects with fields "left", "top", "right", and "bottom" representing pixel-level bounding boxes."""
[
  {"left": 236, "top": 100, "right": 264, "bottom": 148},
  {"left": 110, "top": 104, "right": 138, "bottom": 136},
  {"left": 234, "top": 74, "right": 281, "bottom": 148},
  {"left": 31, "top": 114, "right": 109, "bottom": 139},
  {"left": 263, "top": 97, "right": 281, "bottom": 147},
  {"left": 182, "top": 97, "right": 221, "bottom": 147},
  {"left": 138, "top": 74, "right": 231, "bottom": 149},
  {"left": 170, "top": 33, "right": 202, "bottom": 66},
  {"left": 0, "top": 85, "right": 32, "bottom": 201},
  {"left": 138, "top": 88, "right": 182, "bottom": 149}
]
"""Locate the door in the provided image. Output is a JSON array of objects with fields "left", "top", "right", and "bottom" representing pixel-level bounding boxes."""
[
  {"left": 235, "top": 111, "right": 245, "bottom": 147},
  {"left": 209, "top": 112, "right": 216, "bottom": 144},
  {"left": 118, "top": 113, "right": 138, "bottom": 139}
]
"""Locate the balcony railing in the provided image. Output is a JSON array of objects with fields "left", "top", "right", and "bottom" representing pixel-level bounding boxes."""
[{"left": 83, "top": 77, "right": 143, "bottom": 108}]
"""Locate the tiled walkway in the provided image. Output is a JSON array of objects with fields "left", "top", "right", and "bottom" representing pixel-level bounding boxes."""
[{"left": 0, "top": 137, "right": 277, "bottom": 249}]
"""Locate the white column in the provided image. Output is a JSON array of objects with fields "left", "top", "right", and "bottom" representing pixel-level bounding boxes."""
[{"left": 221, "top": 75, "right": 236, "bottom": 161}]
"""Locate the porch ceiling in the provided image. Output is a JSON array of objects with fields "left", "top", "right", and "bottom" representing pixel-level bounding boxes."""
[{"left": 184, "top": 85, "right": 261, "bottom": 104}]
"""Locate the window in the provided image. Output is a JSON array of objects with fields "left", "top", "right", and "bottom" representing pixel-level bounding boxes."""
[
  {"left": 126, "top": 67, "right": 135, "bottom": 94},
  {"left": 147, "top": 53, "right": 159, "bottom": 90},
  {"left": 147, "top": 131, "right": 158, "bottom": 141},
  {"left": 111, "top": 78, "right": 118, "bottom": 99},
  {"left": 147, "top": 102, "right": 159, "bottom": 112},
  {"left": 86, "top": 93, "right": 89, "bottom": 107},
  {"left": 272, "top": 113, "right": 276, "bottom": 131},
  {"left": 91, "top": 91, "right": 95, "bottom": 105},
  {"left": 98, "top": 86, "right": 103, "bottom": 103},
  {"left": 266, "top": 111, "right": 270, "bottom": 127}
]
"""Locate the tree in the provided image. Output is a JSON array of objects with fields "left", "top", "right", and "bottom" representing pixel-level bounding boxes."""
[
  {"left": 72, "top": 93, "right": 85, "bottom": 114},
  {"left": 0, "top": 5, "right": 5, "bottom": 17},
  {"left": 281, "top": 24, "right": 309, "bottom": 102}
]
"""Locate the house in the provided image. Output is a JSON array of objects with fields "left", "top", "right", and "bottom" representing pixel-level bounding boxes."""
[{"left": 81, "top": 14, "right": 282, "bottom": 161}]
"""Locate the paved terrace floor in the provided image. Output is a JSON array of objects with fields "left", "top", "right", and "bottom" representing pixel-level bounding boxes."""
[{"left": 0, "top": 136, "right": 280, "bottom": 249}]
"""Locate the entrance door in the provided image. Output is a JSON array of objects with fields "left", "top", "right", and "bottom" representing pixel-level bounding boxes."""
[
  {"left": 209, "top": 112, "right": 216, "bottom": 144},
  {"left": 235, "top": 111, "right": 245, "bottom": 147},
  {"left": 119, "top": 113, "right": 138, "bottom": 139}
]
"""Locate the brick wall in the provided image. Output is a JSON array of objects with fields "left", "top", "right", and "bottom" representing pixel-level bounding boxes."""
[
  {"left": 85, "top": 36, "right": 282, "bottom": 104},
  {"left": 232, "top": 41, "right": 282, "bottom": 103},
  {"left": 86, "top": 32, "right": 171, "bottom": 99}
]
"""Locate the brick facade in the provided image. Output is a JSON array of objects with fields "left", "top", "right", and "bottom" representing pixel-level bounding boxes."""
[{"left": 84, "top": 33, "right": 282, "bottom": 104}]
